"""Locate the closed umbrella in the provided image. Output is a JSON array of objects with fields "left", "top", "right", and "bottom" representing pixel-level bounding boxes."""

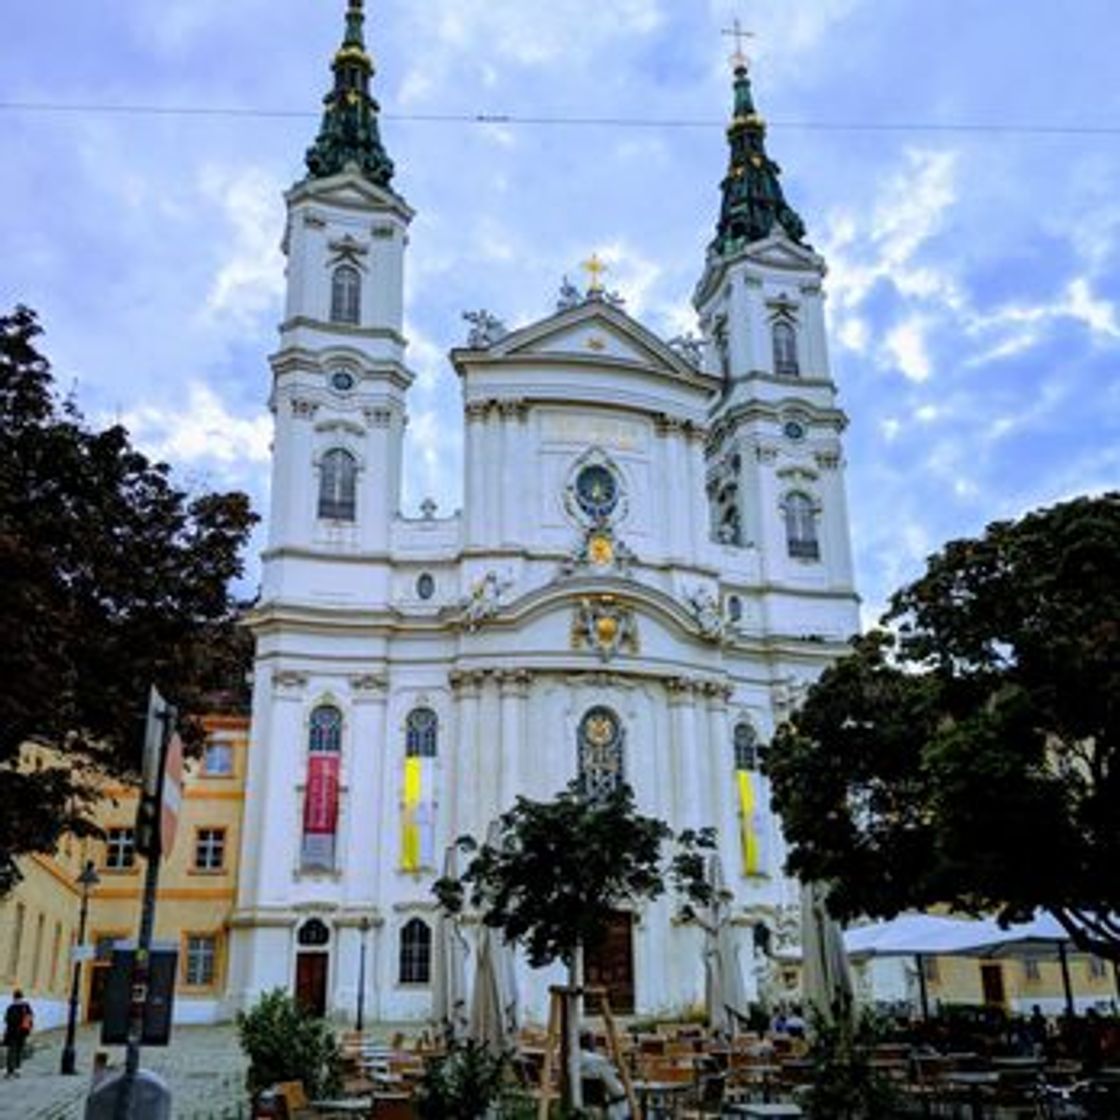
[
  {"left": 468, "top": 822, "right": 519, "bottom": 1055},
  {"left": 432, "top": 844, "right": 470, "bottom": 1044},
  {"left": 704, "top": 853, "right": 749, "bottom": 1035},
  {"left": 800, "top": 880, "right": 853, "bottom": 1026}
]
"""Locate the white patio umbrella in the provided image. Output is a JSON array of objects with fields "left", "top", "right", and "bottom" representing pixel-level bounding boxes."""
[
  {"left": 704, "top": 853, "right": 749, "bottom": 1035},
  {"left": 432, "top": 844, "right": 470, "bottom": 1044},
  {"left": 468, "top": 822, "right": 519, "bottom": 1055},
  {"left": 800, "top": 880, "right": 853, "bottom": 1027}
]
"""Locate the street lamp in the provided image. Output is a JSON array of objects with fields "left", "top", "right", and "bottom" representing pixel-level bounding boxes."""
[
  {"left": 355, "top": 916, "right": 371, "bottom": 1033},
  {"left": 60, "top": 859, "right": 100, "bottom": 1075}
]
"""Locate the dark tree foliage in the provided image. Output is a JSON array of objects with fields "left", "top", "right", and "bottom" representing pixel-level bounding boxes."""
[
  {"left": 0, "top": 306, "right": 257, "bottom": 888},
  {"left": 767, "top": 493, "right": 1120, "bottom": 961},
  {"left": 435, "top": 781, "right": 714, "bottom": 969}
]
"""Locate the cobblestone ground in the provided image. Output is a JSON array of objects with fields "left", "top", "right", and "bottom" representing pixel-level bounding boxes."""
[{"left": 0, "top": 1024, "right": 249, "bottom": 1120}]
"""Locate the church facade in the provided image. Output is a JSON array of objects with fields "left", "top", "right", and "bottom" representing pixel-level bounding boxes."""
[{"left": 229, "top": 1, "right": 860, "bottom": 1023}]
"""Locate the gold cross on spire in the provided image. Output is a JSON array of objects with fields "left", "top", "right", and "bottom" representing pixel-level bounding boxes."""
[
  {"left": 721, "top": 17, "right": 754, "bottom": 69},
  {"left": 582, "top": 252, "right": 608, "bottom": 293}
]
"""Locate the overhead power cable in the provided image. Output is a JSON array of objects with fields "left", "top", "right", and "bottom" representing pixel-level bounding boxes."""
[{"left": 0, "top": 100, "right": 1118, "bottom": 137}]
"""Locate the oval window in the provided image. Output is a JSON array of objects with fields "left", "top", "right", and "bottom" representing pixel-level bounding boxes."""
[
  {"left": 575, "top": 464, "right": 619, "bottom": 521},
  {"left": 416, "top": 572, "right": 435, "bottom": 601}
]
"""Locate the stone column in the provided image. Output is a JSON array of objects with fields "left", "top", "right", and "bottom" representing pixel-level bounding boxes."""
[
  {"left": 482, "top": 403, "right": 500, "bottom": 550},
  {"left": 666, "top": 677, "right": 700, "bottom": 830},
  {"left": 343, "top": 674, "right": 388, "bottom": 909},
  {"left": 477, "top": 671, "right": 502, "bottom": 827},
  {"left": 450, "top": 670, "right": 483, "bottom": 839},
  {"left": 497, "top": 670, "right": 531, "bottom": 815},
  {"left": 464, "top": 402, "right": 486, "bottom": 548}
]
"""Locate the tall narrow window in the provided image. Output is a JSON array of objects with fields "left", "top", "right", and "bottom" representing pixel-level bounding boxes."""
[
  {"left": 784, "top": 492, "right": 820, "bottom": 560},
  {"left": 733, "top": 721, "right": 760, "bottom": 771},
  {"left": 302, "top": 705, "right": 343, "bottom": 870},
  {"left": 318, "top": 448, "right": 357, "bottom": 521},
  {"left": 184, "top": 934, "right": 218, "bottom": 986},
  {"left": 772, "top": 321, "right": 799, "bottom": 377},
  {"left": 401, "top": 708, "right": 437, "bottom": 871},
  {"left": 734, "top": 719, "right": 767, "bottom": 876},
  {"left": 399, "top": 918, "right": 431, "bottom": 983},
  {"left": 405, "top": 708, "right": 438, "bottom": 758},
  {"left": 578, "top": 707, "right": 624, "bottom": 800},
  {"left": 330, "top": 264, "right": 361, "bottom": 324}
]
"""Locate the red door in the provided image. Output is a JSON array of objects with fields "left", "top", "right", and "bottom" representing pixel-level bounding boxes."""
[
  {"left": 585, "top": 913, "right": 635, "bottom": 1015},
  {"left": 296, "top": 952, "right": 329, "bottom": 1018}
]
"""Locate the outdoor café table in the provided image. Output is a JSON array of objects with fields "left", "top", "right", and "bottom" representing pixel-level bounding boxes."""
[
  {"left": 632, "top": 1078, "right": 692, "bottom": 1119},
  {"left": 945, "top": 1070, "right": 999, "bottom": 1120},
  {"left": 723, "top": 1105, "right": 803, "bottom": 1118}
]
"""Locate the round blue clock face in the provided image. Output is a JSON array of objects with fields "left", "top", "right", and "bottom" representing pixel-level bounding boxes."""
[
  {"left": 783, "top": 419, "right": 806, "bottom": 441},
  {"left": 575, "top": 464, "right": 619, "bottom": 520},
  {"left": 330, "top": 370, "right": 355, "bottom": 392}
]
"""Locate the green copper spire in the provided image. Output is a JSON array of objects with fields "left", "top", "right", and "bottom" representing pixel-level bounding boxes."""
[
  {"left": 305, "top": 0, "right": 395, "bottom": 186},
  {"left": 711, "top": 60, "right": 806, "bottom": 254}
]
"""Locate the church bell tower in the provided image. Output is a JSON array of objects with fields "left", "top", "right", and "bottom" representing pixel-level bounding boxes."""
[
  {"left": 263, "top": 0, "right": 414, "bottom": 599},
  {"left": 695, "top": 49, "right": 856, "bottom": 596}
]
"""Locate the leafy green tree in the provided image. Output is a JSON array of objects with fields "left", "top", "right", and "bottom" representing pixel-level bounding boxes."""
[
  {"left": 0, "top": 306, "right": 257, "bottom": 889},
  {"left": 236, "top": 988, "right": 342, "bottom": 1100},
  {"left": 436, "top": 781, "right": 714, "bottom": 1109},
  {"left": 767, "top": 493, "right": 1120, "bottom": 960}
]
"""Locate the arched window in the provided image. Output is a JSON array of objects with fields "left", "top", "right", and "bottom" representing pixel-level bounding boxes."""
[
  {"left": 405, "top": 708, "right": 438, "bottom": 758},
  {"left": 772, "top": 321, "right": 799, "bottom": 377},
  {"left": 399, "top": 917, "right": 431, "bottom": 983},
  {"left": 734, "top": 721, "right": 760, "bottom": 770},
  {"left": 318, "top": 448, "right": 357, "bottom": 521},
  {"left": 578, "top": 707, "right": 624, "bottom": 800},
  {"left": 330, "top": 264, "right": 361, "bottom": 324},
  {"left": 784, "top": 491, "right": 820, "bottom": 560},
  {"left": 308, "top": 705, "right": 342, "bottom": 753},
  {"left": 302, "top": 705, "right": 342, "bottom": 870}
]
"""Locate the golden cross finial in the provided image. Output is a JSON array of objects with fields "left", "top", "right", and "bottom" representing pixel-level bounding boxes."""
[
  {"left": 721, "top": 17, "right": 754, "bottom": 69},
  {"left": 582, "top": 252, "right": 608, "bottom": 293}
]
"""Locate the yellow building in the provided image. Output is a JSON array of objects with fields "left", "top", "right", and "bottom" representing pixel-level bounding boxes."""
[{"left": 0, "top": 714, "right": 249, "bottom": 1029}]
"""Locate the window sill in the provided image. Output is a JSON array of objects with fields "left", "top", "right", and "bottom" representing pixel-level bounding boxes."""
[
  {"left": 100, "top": 867, "right": 139, "bottom": 876},
  {"left": 187, "top": 868, "right": 227, "bottom": 877}
]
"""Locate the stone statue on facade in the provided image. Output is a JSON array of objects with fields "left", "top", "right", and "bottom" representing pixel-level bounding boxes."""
[
  {"left": 462, "top": 310, "right": 508, "bottom": 349},
  {"left": 556, "top": 275, "right": 583, "bottom": 312},
  {"left": 668, "top": 332, "right": 705, "bottom": 366},
  {"left": 685, "top": 585, "right": 725, "bottom": 642},
  {"left": 458, "top": 569, "right": 513, "bottom": 631}
]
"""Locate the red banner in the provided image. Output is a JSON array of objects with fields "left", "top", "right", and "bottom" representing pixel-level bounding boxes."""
[{"left": 304, "top": 755, "right": 340, "bottom": 835}]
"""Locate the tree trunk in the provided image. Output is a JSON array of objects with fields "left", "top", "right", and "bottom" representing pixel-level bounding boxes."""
[{"left": 564, "top": 944, "right": 584, "bottom": 1110}]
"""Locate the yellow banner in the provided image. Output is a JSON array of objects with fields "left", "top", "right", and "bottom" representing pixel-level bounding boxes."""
[
  {"left": 738, "top": 769, "right": 762, "bottom": 876},
  {"left": 401, "top": 757, "right": 422, "bottom": 871}
]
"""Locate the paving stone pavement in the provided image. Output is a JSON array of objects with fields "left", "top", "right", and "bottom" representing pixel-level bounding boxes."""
[{"left": 0, "top": 1024, "right": 249, "bottom": 1120}]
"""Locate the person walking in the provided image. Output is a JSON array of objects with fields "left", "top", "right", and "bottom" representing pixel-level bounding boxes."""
[{"left": 3, "top": 989, "right": 33, "bottom": 1077}]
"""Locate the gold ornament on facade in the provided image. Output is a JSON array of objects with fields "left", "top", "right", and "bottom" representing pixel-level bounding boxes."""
[
  {"left": 587, "top": 533, "right": 614, "bottom": 567},
  {"left": 571, "top": 595, "right": 639, "bottom": 662}
]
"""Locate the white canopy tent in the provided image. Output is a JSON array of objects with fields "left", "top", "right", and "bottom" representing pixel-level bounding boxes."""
[{"left": 843, "top": 912, "right": 1082, "bottom": 1017}]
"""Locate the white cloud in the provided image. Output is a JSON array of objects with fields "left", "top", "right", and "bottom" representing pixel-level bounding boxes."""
[
  {"left": 120, "top": 383, "right": 271, "bottom": 466},
  {"left": 883, "top": 318, "right": 931, "bottom": 382},
  {"left": 200, "top": 166, "right": 285, "bottom": 325}
]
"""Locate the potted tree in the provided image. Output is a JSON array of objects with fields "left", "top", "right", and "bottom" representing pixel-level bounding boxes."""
[
  {"left": 236, "top": 988, "right": 342, "bottom": 1109},
  {"left": 435, "top": 780, "right": 713, "bottom": 1111}
]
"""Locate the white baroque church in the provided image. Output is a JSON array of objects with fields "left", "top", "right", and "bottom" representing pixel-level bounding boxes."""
[{"left": 229, "top": 0, "right": 860, "bottom": 1023}]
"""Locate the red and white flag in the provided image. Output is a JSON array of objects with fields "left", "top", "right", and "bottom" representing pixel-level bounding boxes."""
[{"left": 161, "top": 731, "right": 184, "bottom": 858}]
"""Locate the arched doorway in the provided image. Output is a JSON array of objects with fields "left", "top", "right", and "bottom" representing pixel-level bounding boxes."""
[{"left": 295, "top": 918, "right": 331, "bottom": 1017}]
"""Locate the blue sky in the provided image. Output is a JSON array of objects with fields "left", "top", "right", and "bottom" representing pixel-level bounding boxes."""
[{"left": 3, "top": 1, "right": 1118, "bottom": 621}]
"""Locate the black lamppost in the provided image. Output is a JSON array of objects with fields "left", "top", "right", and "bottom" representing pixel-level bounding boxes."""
[
  {"left": 60, "top": 859, "right": 100, "bottom": 1075},
  {"left": 355, "top": 916, "right": 371, "bottom": 1033}
]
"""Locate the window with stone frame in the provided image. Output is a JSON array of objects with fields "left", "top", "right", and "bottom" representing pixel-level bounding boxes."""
[
  {"left": 733, "top": 720, "right": 762, "bottom": 770},
  {"left": 194, "top": 828, "right": 226, "bottom": 872},
  {"left": 105, "top": 827, "right": 136, "bottom": 870},
  {"left": 784, "top": 491, "right": 820, "bottom": 560},
  {"left": 772, "top": 320, "right": 800, "bottom": 377},
  {"left": 578, "top": 707, "right": 625, "bottom": 800},
  {"left": 405, "top": 707, "right": 438, "bottom": 758},
  {"left": 203, "top": 739, "right": 234, "bottom": 776},
  {"left": 398, "top": 917, "right": 431, "bottom": 984},
  {"left": 330, "top": 263, "right": 361, "bottom": 324},
  {"left": 184, "top": 934, "right": 218, "bottom": 986},
  {"left": 318, "top": 448, "right": 357, "bottom": 521},
  {"left": 308, "top": 705, "right": 343, "bottom": 754}
]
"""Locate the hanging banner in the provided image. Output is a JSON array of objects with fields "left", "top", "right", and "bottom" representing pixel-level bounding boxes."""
[
  {"left": 161, "top": 731, "right": 184, "bottom": 858},
  {"left": 401, "top": 757, "right": 435, "bottom": 871},
  {"left": 737, "top": 769, "right": 766, "bottom": 877},
  {"left": 302, "top": 754, "right": 340, "bottom": 869}
]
